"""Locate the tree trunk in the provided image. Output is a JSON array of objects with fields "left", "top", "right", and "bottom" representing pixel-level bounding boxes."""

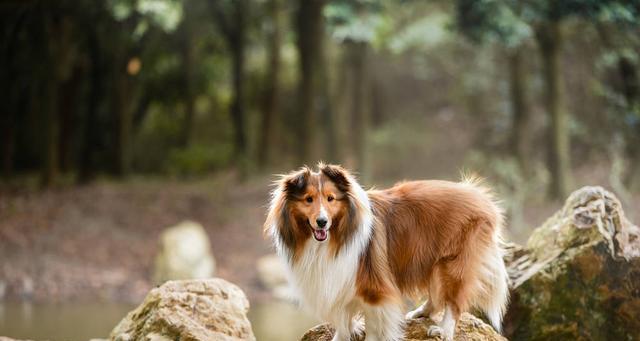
[
  {"left": 230, "top": 0, "right": 248, "bottom": 163},
  {"left": 508, "top": 48, "right": 530, "bottom": 176},
  {"left": 537, "top": 22, "right": 571, "bottom": 200},
  {"left": 1, "top": 11, "right": 27, "bottom": 179},
  {"left": 617, "top": 56, "right": 640, "bottom": 188},
  {"left": 318, "top": 33, "right": 339, "bottom": 163},
  {"left": 79, "top": 27, "right": 103, "bottom": 184},
  {"left": 41, "top": 13, "right": 74, "bottom": 187},
  {"left": 295, "top": 0, "right": 325, "bottom": 164},
  {"left": 596, "top": 24, "right": 640, "bottom": 189},
  {"left": 111, "top": 52, "right": 132, "bottom": 177},
  {"left": 179, "top": 2, "right": 196, "bottom": 148},
  {"left": 58, "top": 64, "right": 82, "bottom": 174},
  {"left": 258, "top": 0, "right": 282, "bottom": 168},
  {"left": 348, "top": 41, "right": 368, "bottom": 175},
  {"left": 1, "top": 105, "right": 16, "bottom": 179},
  {"left": 42, "top": 63, "right": 60, "bottom": 187}
]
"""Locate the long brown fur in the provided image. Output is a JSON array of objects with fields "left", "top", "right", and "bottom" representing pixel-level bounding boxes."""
[
  {"left": 361, "top": 179, "right": 503, "bottom": 318},
  {"left": 265, "top": 163, "right": 506, "bottom": 337}
]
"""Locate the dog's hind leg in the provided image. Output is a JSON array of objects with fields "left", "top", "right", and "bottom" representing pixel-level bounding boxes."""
[{"left": 427, "top": 304, "right": 459, "bottom": 341}]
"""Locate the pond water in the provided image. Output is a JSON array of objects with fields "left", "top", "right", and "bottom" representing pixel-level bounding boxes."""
[{"left": 0, "top": 300, "right": 318, "bottom": 340}]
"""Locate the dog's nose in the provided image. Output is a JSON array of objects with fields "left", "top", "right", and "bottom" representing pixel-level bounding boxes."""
[{"left": 316, "top": 217, "right": 327, "bottom": 228}]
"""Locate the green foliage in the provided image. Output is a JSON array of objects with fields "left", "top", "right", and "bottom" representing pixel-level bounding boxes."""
[
  {"left": 455, "top": 0, "right": 531, "bottom": 47},
  {"left": 108, "top": 0, "right": 183, "bottom": 35},
  {"left": 166, "top": 144, "right": 233, "bottom": 177},
  {"left": 325, "top": 0, "right": 385, "bottom": 44},
  {"left": 387, "top": 13, "right": 451, "bottom": 53}
]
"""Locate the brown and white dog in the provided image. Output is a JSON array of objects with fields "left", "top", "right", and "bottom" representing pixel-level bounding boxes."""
[{"left": 264, "top": 163, "right": 508, "bottom": 341}]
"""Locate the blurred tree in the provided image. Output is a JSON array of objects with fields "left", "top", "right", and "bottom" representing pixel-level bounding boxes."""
[
  {"left": 211, "top": 0, "right": 249, "bottom": 169},
  {"left": 594, "top": 4, "right": 640, "bottom": 188},
  {"left": 457, "top": 0, "right": 640, "bottom": 199},
  {"left": 179, "top": 0, "right": 197, "bottom": 148},
  {"left": 258, "top": 0, "right": 283, "bottom": 168},
  {"left": 0, "top": 2, "right": 30, "bottom": 178},
  {"left": 295, "top": 0, "right": 326, "bottom": 164},
  {"left": 531, "top": 0, "right": 640, "bottom": 197},
  {"left": 326, "top": 0, "right": 383, "bottom": 175},
  {"left": 455, "top": 0, "right": 533, "bottom": 176},
  {"left": 41, "top": 3, "right": 79, "bottom": 187},
  {"left": 534, "top": 8, "right": 571, "bottom": 200}
]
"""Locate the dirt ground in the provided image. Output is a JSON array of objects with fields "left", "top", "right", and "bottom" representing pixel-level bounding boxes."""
[
  {"left": 0, "top": 167, "right": 638, "bottom": 305},
  {"left": 0, "top": 172, "right": 274, "bottom": 304}
]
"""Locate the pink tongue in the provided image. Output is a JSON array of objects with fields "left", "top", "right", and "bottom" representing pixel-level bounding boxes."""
[{"left": 313, "top": 229, "right": 327, "bottom": 241}]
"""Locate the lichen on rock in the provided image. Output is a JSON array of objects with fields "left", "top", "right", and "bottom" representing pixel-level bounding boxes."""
[
  {"left": 299, "top": 313, "right": 506, "bottom": 341},
  {"left": 110, "top": 278, "right": 255, "bottom": 341},
  {"left": 504, "top": 186, "right": 640, "bottom": 341}
]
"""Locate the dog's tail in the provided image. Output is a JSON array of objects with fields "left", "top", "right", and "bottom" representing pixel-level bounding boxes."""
[
  {"left": 461, "top": 174, "right": 510, "bottom": 333},
  {"left": 476, "top": 240, "right": 509, "bottom": 333}
]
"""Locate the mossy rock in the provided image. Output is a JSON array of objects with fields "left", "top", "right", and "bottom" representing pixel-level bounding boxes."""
[{"left": 504, "top": 186, "right": 640, "bottom": 341}]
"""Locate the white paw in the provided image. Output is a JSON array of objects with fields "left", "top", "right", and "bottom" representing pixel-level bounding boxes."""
[{"left": 427, "top": 325, "right": 444, "bottom": 337}]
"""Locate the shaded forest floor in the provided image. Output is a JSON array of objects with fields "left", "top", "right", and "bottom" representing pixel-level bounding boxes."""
[
  {"left": 0, "top": 172, "right": 273, "bottom": 304},
  {"left": 0, "top": 166, "right": 638, "bottom": 305}
]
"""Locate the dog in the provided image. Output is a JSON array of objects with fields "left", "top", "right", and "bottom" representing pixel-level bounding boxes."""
[{"left": 264, "top": 163, "right": 509, "bottom": 341}]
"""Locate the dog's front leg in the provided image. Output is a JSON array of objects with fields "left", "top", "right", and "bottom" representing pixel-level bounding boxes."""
[
  {"left": 363, "top": 303, "right": 404, "bottom": 341},
  {"left": 331, "top": 312, "right": 360, "bottom": 341}
]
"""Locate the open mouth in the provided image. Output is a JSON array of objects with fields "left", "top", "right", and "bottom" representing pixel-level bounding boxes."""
[
  {"left": 312, "top": 228, "right": 328, "bottom": 242},
  {"left": 308, "top": 221, "right": 328, "bottom": 242}
]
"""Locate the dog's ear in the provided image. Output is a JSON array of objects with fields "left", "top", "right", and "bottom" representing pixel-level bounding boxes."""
[
  {"left": 282, "top": 167, "right": 311, "bottom": 197},
  {"left": 320, "top": 164, "right": 351, "bottom": 192}
]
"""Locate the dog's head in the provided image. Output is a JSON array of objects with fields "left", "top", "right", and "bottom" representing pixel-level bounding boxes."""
[{"left": 265, "top": 163, "right": 366, "bottom": 258}]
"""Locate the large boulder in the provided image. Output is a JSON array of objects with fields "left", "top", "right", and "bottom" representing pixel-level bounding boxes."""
[
  {"left": 300, "top": 313, "right": 506, "bottom": 341},
  {"left": 110, "top": 279, "right": 255, "bottom": 341},
  {"left": 504, "top": 186, "right": 640, "bottom": 340},
  {"left": 153, "top": 221, "right": 216, "bottom": 284}
]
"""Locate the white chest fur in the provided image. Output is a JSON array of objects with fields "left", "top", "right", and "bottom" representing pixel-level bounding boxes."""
[{"left": 290, "top": 241, "right": 361, "bottom": 320}]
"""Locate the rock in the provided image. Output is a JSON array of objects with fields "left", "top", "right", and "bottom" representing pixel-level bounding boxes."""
[
  {"left": 153, "top": 221, "right": 216, "bottom": 284},
  {"left": 0, "top": 338, "right": 34, "bottom": 341},
  {"left": 300, "top": 313, "right": 506, "bottom": 341},
  {"left": 504, "top": 186, "right": 640, "bottom": 340},
  {"left": 110, "top": 278, "right": 255, "bottom": 341},
  {"left": 256, "top": 254, "right": 291, "bottom": 300}
]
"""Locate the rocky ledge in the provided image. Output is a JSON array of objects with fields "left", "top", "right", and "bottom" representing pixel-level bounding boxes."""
[
  {"left": 300, "top": 313, "right": 506, "bottom": 341},
  {"left": 110, "top": 278, "right": 255, "bottom": 341}
]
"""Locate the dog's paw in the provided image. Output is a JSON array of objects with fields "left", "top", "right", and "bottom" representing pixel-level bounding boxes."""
[
  {"left": 428, "top": 325, "right": 455, "bottom": 341},
  {"left": 427, "top": 325, "right": 443, "bottom": 337},
  {"left": 469, "top": 318, "right": 484, "bottom": 329},
  {"left": 428, "top": 325, "right": 454, "bottom": 340}
]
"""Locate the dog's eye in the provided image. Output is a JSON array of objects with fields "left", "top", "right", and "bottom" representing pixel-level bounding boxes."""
[
  {"left": 306, "top": 197, "right": 313, "bottom": 203},
  {"left": 327, "top": 195, "right": 334, "bottom": 202}
]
